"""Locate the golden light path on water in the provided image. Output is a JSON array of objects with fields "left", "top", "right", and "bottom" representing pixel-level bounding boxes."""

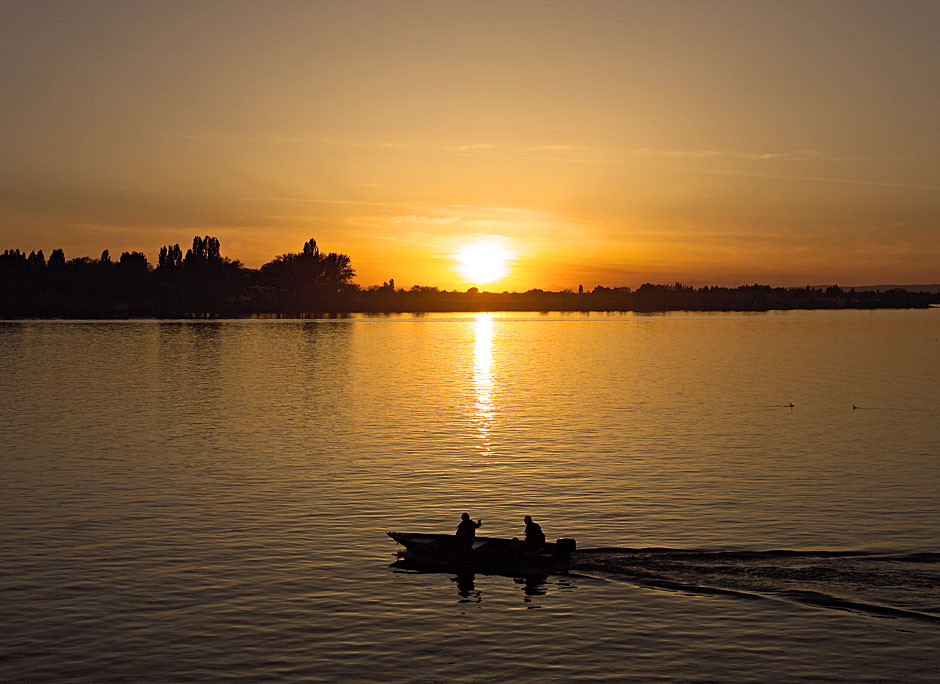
[{"left": 472, "top": 312, "right": 495, "bottom": 459}]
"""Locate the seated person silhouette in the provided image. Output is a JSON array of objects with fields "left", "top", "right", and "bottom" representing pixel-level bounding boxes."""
[
  {"left": 455, "top": 512, "right": 482, "bottom": 551},
  {"left": 523, "top": 515, "right": 545, "bottom": 552}
]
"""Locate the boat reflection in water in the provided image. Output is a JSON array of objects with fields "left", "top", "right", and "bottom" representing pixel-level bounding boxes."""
[
  {"left": 515, "top": 575, "right": 550, "bottom": 600},
  {"left": 452, "top": 571, "right": 480, "bottom": 603},
  {"left": 389, "top": 531, "right": 576, "bottom": 604},
  {"left": 391, "top": 558, "right": 554, "bottom": 605}
]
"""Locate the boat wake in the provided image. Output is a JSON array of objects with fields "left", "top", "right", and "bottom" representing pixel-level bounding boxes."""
[{"left": 571, "top": 548, "right": 940, "bottom": 623}]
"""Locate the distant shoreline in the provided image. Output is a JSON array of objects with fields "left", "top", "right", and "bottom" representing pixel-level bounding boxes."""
[
  {"left": 3, "top": 290, "right": 938, "bottom": 320},
  {"left": 4, "top": 237, "right": 938, "bottom": 318}
]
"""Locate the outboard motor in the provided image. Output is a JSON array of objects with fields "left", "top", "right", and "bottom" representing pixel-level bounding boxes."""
[{"left": 554, "top": 538, "right": 576, "bottom": 561}]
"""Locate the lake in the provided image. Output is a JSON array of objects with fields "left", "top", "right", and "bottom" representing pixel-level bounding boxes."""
[{"left": 1, "top": 310, "right": 939, "bottom": 682}]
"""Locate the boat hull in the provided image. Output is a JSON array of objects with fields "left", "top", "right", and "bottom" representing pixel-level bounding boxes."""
[{"left": 388, "top": 532, "right": 576, "bottom": 575}]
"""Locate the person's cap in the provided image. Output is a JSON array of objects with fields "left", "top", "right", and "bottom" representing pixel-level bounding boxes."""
[
  {"left": 461, "top": 512, "right": 470, "bottom": 520},
  {"left": 524, "top": 515, "right": 532, "bottom": 522}
]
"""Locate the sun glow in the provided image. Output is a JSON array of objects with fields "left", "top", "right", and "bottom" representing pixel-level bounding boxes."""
[{"left": 455, "top": 239, "right": 512, "bottom": 285}]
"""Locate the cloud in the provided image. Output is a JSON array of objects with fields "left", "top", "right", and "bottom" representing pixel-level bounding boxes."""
[
  {"left": 525, "top": 144, "right": 586, "bottom": 152},
  {"left": 382, "top": 214, "right": 462, "bottom": 226},
  {"left": 635, "top": 147, "right": 826, "bottom": 161},
  {"left": 239, "top": 196, "right": 401, "bottom": 208},
  {"left": 263, "top": 136, "right": 308, "bottom": 145},
  {"left": 692, "top": 168, "right": 940, "bottom": 192},
  {"left": 446, "top": 143, "right": 496, "bottom": 153},
  {"left": 628, "top": 148, "right": 938, "bottom": 191},
  {"left": 320, "top": 137, "right": 412, "bottom": 150},
  {"left": 63, "top": 222, "right": 113, "bottom": 231},
  {"left": 348, "top": 233, "right": 446, "bottom": 249},
  {"left": 161, "top": 132, "right": 310, "bottom": 145}
]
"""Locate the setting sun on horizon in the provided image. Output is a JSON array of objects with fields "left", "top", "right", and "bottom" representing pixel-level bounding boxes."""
[{"left": 455, "top": 239, "right": 513, "bottom": 288}]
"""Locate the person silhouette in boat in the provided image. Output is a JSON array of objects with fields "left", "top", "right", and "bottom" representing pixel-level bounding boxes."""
[
  {"left": 455, "top": 512, "right": 482, "bottom": 550},
  {"left": 523, "top": 515, "right": 545, "bottom": 551}
]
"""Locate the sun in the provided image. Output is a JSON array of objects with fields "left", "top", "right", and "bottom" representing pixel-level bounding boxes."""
[{"left": 455, "top": 239, "right": 512, "bottom": 285}]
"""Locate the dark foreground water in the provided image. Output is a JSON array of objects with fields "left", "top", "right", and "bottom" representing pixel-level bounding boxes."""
[{"left": 1, "top": 311, "right": 939, "bottom": 682}]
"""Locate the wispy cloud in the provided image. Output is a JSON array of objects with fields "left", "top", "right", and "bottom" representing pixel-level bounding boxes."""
[
  {"left": 264, "top": 136, "right": 308, "bottom": 145},
  {"left": 321, "top": 137, "right": 412, "bottom": 150},
  {"left": 239, "top": 197, "right": 401, "bottom": 208},
  {"left": 384, "top": 214, "right": 462, "bottom": 226},
  {"left": 691, "top": 168, "right": 940, "bottom": 192},
  {"left": 162, "top": 132, "right": 309, "bottom": 145},
  {"left": 635, "top": 147, "right": 826, "bottom": 161},
  {"left": 525, "top": 144, "right": 587, "bottom": 152},
  {"left": 355, "top": 213, "right": 521, "bottom": 233},
  {"left": 438, "top": 144, "right": 624, "bottom": 167},
  {"left": 446, "top": 143, "right": 496, "bottom": 153},
  {"left": 348, "top": 233, "right": 446, "bottom": 249},
  {"left": 63, "top": 222, "right": 112, "bottom": 230},
  {"left": 628, "top": 148, "right": 938, "bottom": 190}
]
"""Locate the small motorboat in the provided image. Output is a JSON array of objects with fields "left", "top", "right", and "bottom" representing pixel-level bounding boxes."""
[{"left": 388, "top": 531, "right": 576, "bottom": 575}]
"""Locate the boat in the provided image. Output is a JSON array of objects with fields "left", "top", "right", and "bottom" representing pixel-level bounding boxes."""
[{"left": 388, "top": 531, "right": 576, "bottom": 575}]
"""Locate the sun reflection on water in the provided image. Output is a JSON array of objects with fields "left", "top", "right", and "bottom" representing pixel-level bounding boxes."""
[{"left": 472, "top": 313, "right": 495, "bottom": 454}]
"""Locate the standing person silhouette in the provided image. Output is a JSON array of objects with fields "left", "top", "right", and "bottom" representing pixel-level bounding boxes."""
[
  {"left": 523, "top": 515, "right": 545, "bottom": 551},
  {"left": 455, "top": 512, "right": 482, "bottom": 550}
]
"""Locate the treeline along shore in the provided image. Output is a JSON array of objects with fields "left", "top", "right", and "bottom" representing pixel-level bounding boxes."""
[{"left": 2, "top": 236, "right": 937, "bottom": 318}]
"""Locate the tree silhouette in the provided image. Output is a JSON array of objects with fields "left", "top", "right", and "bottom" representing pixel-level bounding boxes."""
[
  {"left": 321, "top": 252, "right": 355, "bottom": 294},
  {"left": 119, "top": 251, "right": 149, "bottom": 271},
  {"left": 48, "top": 248, "right": 65, "bottom": 270},
  {"left": 158, "top": 244, "right": 183, "bottom": 269},
  {"left": 259, "top": 238, "right": 356, "bottom": 312},
  {"left": 185, "top": 235, "right": 221, "bottom": 263}
]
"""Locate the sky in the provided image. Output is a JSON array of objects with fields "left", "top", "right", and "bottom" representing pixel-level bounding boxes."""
[{"left": 1, "top": 0, "right": 939, "bottom": 290}]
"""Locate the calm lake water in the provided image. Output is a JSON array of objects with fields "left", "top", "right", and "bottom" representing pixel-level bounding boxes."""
[{"left": 2, "top": 310, "right": 939, "bottom": 682}]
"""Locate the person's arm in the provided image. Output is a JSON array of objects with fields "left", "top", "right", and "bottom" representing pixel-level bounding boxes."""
[{"left": 475, "top": 519, "right": 482, "bottom": 528}]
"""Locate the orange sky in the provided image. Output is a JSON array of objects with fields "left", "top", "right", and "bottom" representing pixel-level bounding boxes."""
[{"left": 1, "top": 1, "right": 939, "bottom": 290}]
